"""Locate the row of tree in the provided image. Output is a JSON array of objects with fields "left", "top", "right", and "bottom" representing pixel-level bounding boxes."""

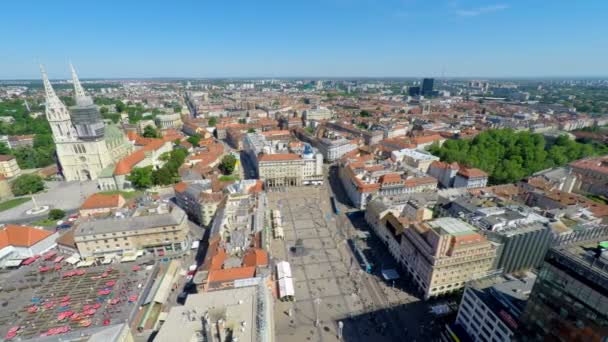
[{"left": 428, "top": 129, "right": 608, "bottom": 184}]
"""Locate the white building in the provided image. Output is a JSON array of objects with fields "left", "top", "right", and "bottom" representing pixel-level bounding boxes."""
[
  {"left": 0, "top": 224, "right": 58, "bottom": 267},
  {"left": 391, "top": 148, "right": 439, "bottom": 173},
  {"left": 41, "top": 64, "right": 133, "bottom": 181}
]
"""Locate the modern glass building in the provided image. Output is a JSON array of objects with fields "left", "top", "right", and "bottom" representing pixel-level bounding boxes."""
[{"left": 516, "top": 240, "right": 608, "bottom": 341}]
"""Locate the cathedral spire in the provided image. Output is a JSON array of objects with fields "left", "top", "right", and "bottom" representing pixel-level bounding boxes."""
[
  {"left": 40, "top": 64, "right": 75, "bottom": 141},
  {"left": 40, "top": 64, "right": 59, "bottom": 101},
  {"left": 70, "top": 63, "right": 93, "bottom": 105}
]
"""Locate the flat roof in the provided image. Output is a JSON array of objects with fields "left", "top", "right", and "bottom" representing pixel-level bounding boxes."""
[
  {"left": 155, "top": 286, "right": 259, "bottom": 342},
  {"left": 428, "top": 217, "right": 477, "bottom": 236}
]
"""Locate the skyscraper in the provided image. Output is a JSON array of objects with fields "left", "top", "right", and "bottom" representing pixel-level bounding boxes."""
[
  {"left": 422, "top": 78, "right": 434, "bottom": 96},
  {"left": 516, "top": 240, "right": 608, "bottom": 341}
]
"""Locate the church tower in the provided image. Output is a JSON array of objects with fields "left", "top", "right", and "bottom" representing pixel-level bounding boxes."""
[
  {"left": 40, "top": 64, "right": 76, "bottom": 142},
  {"left": 69, "top": 64, "right": 105, "bottom": 140}
]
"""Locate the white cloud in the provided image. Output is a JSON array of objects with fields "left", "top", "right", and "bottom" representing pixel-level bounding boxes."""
[{"left": 455, "top": 4, "right": 509, "bottom": 17}]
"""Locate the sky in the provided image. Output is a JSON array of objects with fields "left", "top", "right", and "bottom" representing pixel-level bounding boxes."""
[{"left": 1, "top": 0, "right": 607, "bottom": 79}]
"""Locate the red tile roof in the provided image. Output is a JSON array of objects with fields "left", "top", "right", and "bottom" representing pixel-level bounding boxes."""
[
  {"left": 174, "top": 182, "right": 188, "bottom": 193},
  {"left": 458, "top": 167, "right": 488, "bottom": 178},
  {"left": 114, "top": 139, "right": 167, "bottom": 175},
  {"left": 242, "top": 248, "right": 268, "bottom": 267},
  {"left": 0, "top": 155, "right": 15, "bottom": 162},
  {"left": 0, "top": 224, "right": 53, "bottom": 249},
  {"left": 207, "top": 266, "right": 255, "bottom": 283},
  {"left": 80, "top": 193, "right": 124, "bottom": 210}
]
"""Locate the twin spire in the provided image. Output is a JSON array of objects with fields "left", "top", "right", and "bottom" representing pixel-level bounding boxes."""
[{"left": 41, "top": 63, "right": 93, "bottom": 107}]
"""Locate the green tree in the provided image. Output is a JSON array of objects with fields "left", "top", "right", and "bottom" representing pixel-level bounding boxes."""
[
  {"left": 100, "top": 106, "right": 109, "bottom": 115},
  {"left": 173, "top": 105, "right": 182, "bottom": 113},
  {"left": 142, "top": 125, "right": 160, "bottom": 138},
  {"left": 115, "top": 101, "right": 126, "bottom": 113},
  {"left": 219, "top": 154, "right": 237, "bottom": 175},
  {"left": 247, "top": 128, "right": 256, "bottom": 133},
  {"left": 12, "top": 174, "right": 44, "bottom": 196},
  {"left": 0, "top": 142, "right": 10, "bottom": 155},
  {"left": 48, "top": 208, "right": 66, "bottom": 221},
  {"left": 186, "top": 135, "right": 201, "bottom": 146},
  {"left": 359, "top": 110, "right": 371, "bottom": 117},
  {"left": 428, "top": 128, "right": 606, "bottom": 185},
  {"left": 238, "top": 118, "right": 247, "bottom": 124},
  {"left": 208, "top": 117, "right": 218, "bottom": 127},
  {"left": 127, "top": 166, "right": 154, "bottom": 189}
]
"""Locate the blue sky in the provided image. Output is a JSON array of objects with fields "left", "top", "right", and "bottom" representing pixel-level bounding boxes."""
[{"left": 1, "top": 0, "right": 607, "bottom": 79}]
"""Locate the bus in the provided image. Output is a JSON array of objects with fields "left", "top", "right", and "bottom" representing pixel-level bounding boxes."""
[
  {"left": 348, "top": 239, "right": 373, "bottom": 273},
  {"left": 330, "top": 196, "right": 340, "bottom": 215}
]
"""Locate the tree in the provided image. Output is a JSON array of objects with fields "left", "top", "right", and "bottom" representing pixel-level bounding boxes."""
[
  {"left": 186, "top": 135, "right": 201, "bottom": 146},
  {"left": 428, "top": 128, "right": 606, "bottom": 185},
  {"left": 173, "top": 105, "right": 182, "bottom": 113},
  {"left": 247, "top": 128, "right": 256, "bottom": 133},
  {"left": 12, "top": 174, "right": 44, "bottom": 196},
  {"left": 219, "top": 154, "right": 237, "bottom": 175},
  {"left": 0, "top": 142, "right": 10, "bottom": 155},
  {"left": 100, "top": 106, "right": 109, "bottom": 115},
  {"left": 208, "top": 117, "right": 218, "bottom": 127},
  {"left": 238, "top": 118, "right": 247, "bottom": 124},
  {"left": 142, "top": 125, "right": 160, "bottom": 138},
  {"left": 127, "top": 166, "right": 154, "bottom": 189},
  {"left": 48, "top": 209, "right": 66, "bottom": 221},
  {"left": 115, "top": 101, "right": 126, "bottom": 113},
  {"left": 359, "top": 110, "right": 371, "bottom": 117}
]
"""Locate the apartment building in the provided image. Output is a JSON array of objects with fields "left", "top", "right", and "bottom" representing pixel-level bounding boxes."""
[
  {"left": 569, "top": 156, "right": 608, "bottom": 197},
  {"left": 174, "top": 180, "right": 225, "bottom": 226},
  {"left": 74, "top": 203, "right": 190, "bottom": 258},
  {"left": 339, "top": 155, "right": 437, "bottom": 209},
  {"left": 428, "top": 161, "right": 488, "bottom": 189}
]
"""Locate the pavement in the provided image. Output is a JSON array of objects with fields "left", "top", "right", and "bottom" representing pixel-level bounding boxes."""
[
  {"left": 0, "top": 180, "right": 99, "bottom": 224},
  {"left": 267, "top": 166, "right": 442, "bottom": 342}
]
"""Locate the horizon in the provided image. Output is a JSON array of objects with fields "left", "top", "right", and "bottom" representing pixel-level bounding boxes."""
[{"left": 1, "top": 0, "right": 608, "bottom": 79}]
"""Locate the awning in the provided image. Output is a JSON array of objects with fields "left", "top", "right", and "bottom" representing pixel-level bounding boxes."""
[
  {"left": 65, "top": 254, "right": 81, "bottom": 265},
  {"left": 276, "top": 261, "right": 292, "bottom": 279},
  {"left": 381, "top": 269, "right": 400, "bottom": 281},
  {"left": 278, "top": 277, "right": 295, "bottom": 298},
  {"left": 120, "top": 255, "right": 137, "bottom": 263},
  {"left": 3, "top": 259, "right": 25, "bottom": 268},
  {"left": 76, "top": 260, "right": 94, "bottom": 268}
]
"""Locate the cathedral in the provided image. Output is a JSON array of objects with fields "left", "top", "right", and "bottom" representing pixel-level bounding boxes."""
[{"left": 41, "top": 64, "right": 133, "bottom": 182}]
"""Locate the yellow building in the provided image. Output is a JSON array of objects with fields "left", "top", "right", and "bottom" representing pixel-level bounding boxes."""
[{"left": 0, "top": 155, "right": 21, "bottom": 178}]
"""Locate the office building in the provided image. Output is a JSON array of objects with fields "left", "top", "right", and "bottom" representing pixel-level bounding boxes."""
[
  {"left": 398, "top": 217, "right": 497, "bottom": 299},
  {"left": 450, "top": 273, "right": 536, "bottom": 342},
  {"left": 422, "top": 78, "right": 434, "bottom": 96},
  {"left": 517, "top": 240, "right": 608, "bottom": 341}
]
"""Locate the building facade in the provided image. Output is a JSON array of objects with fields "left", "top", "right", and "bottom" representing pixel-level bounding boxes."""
[
  {"left": 74, "top": 204, "right": 190, "bottom": 258},
  {"left": 0, "top": 155, "right": 21, "bottom": 178},
  {"left": 41, "top": 64, "right": 133, "bottom": 181},
  {"left": 398, "top": 217, "right": 497, "bottom": 299},
  {"left": 517, "top": 240, "right": 608, "bottom": 341}
]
